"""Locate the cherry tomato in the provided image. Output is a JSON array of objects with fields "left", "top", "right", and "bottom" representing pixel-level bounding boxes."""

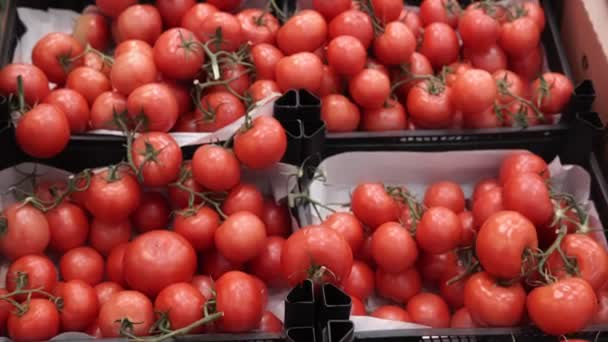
[
  {"left": 453, "top": 69, "right": 497, "bottom": 114},
  {"left": 66, "top": 66, "right": 111, "bottom": 104},
  {"left": 132, "top": 133, "right": 183, "bottom": 186},
  {"left": 406, "top": 81, "right": 454, "bottom": 128},
  {"left": 127, "top": 83, "right": 179, "bottom": 132},
  {"left": 198, "top": 12, "right": 242, "bottom": 52},
  {"left": 459, "top": 8, "right": 500, "bottom": 52},
  {"left": 106, "top": 244, "right": 128, "bottom": 287},
  {"left": 0, "top": 63, "right": 50, "bottom": 106},
  {"left": 124, "top": 230, "right": 197, "bottom": 297},
  {"left": 372, "top": 222, "right": 418, "bottom": 273},
  {"left": 451, "top": 307, "right": 477, "bottom": 328},
  {"left": 499, "top": 17, "right": 540, "bottom": 57},
  {"left": 201, "top": 249, "right": 243, "bottom": 280},
  {"left": 370, "top": 305, "right": 410, "bottom": 322},
  {"left": 362, "top": 99, "right": 408, "bottom": 132},
  {"left": 321, "top": 94, "right": 361, "bottom": 132},
  {"left": 503, "top": 172, "right": 553, "bottom": 227},
  {"left": 98, "top": 290, "right": 155, "bottom": 337},
  {"left": 16, "top": 104, "right": 70, "bottom": 159},
  {"left": 85, "top": 168, "right": 141, "bottom": 224},
  {"left": 95, "top": 0, "right": 136, "bottom": 17},
  {"left": 89, "top": 219, "right": 131, "bottom": 256},
  {"left": 499, "top": 152, "right": 549, "bottom": 184},
  {"left": 251, "top": 44, "right": 283, "bottom": 81},
  {"left": 43, "top": 89, "right": 90, "bottom": 133},
  {"left": 90, "top": 91, "right": 127, "bottom": 130},
  {"left": 327, "top": 36, "right": 366, "bottom": 76},
  {"left": 313, "top": 0, "right": 350, "bottom": 20},
  {"left": 195, "top": 91, "right": 245, "bottom": 132},
  {"left": 350, "top": 296, "right": 366, "bottom": 316},
  {"left": 276, "top": 52, "right": 324, "bottom": 93},
  {"left": 277, "top": 10, "right": 327, "bottom": 55},
  {"left": 371, "top": 0, "right": 402, "bottom": 23},
  {"left": 458, "top": 211, "right": 475, "bottom": 246},
  {"left": 476, "top": 211, "right": 538, "bottom": 279},
  {"left": 181, "top": 3, "right": 219, "bottom": 39},
  {"left": 234, "top": 116, "right": 287, "bottom": 169},
  {"left": 527, "top": 278, "right": 597, "bottom": 336},
  {"left": 8, "top": 299, "right": 60, "bottom": 342},
  {"left": 464, "top": 45, "right": 508, "bottom": 73},
  {"left": 215, "top": 271, "right": 264, "bottom": 333},
  {"left": 237, "top": 9, "right": 279, "bottom": 46},
  {"left": 156, "top": 0, "right": 196, "bottom": 28},
  {"left": 423, "top": 181, "right": 465, "bottom": 213},
  {"left": 259, "top": 311, "right": 283, "bottom": 333},
  {"left": 417, "top": 251, "right": 459, "bottom": 284},
  {"left": 420, "top": 0, "right": 460, "bottom": 27},
  {"left": 531, "top": 72, "right": 574, "bottom": 115},
  {"left": 94, "top": 282, "right": 124, "bottom": 306},
  {"left": 340, "top": 261, "right": 374, "bottom": 301},
  {"left": 329, "top": 10, "right": 374, "bottom": 49},
  {"left": 174, "top": 206, "right": 220, "bottom": 252},
  {"left": 60, "top": 246, "right": 104, "bottom": 286},
  {"left": 376, "top": 267, "right": 421, "bottom": 303},
  {"left": 406, "top": 293, "right": 450, "bottom": 328},
  {"left": 509, "top": 46, "right": 543, "bottom": 81},
  {"left": 54, "top": 280, "right": 99, "bottom": 332},
  {"left": 374, "top": 22, "right": 416, "bottom": 66},
  {"left": 0, "top": 203, "right": 50, "bottom": 260},
  {"left": 472, "top": 187, "right": 504, "bottom": 229},
  {"left": 351, "top": 183, "right": 399, "bottom": 230},
  {"left": 6, "top": 255, "right": 57, "bottom": 300},
  {"left": 215, "top": 211, "right": 267, "bottom": 264},
  {"left": 261, "top": 200, "right": 291, "bottom": 237},
  {"left": 155, "top": 283, "right": 206, "bottom": 332},
  {"left": 46, "top": 202, "right": 89, "bottom": 253},
  {"left": 417, "top": 207, "right": 462, "bottom": 254},
  {"left": 116, "top": 5, "right": 162, "bottom": 44},
  {"left": 111, "top": 51, "right": 158, "bottom": 96},
  {"left": 32, "top": 32, "right": 83, "bottom": 84},
  {"left": 420, "top": 23, "right": 460, "bottom": 69},
  {"left": 249, "top": 236, "right": 287, "bottom": 288},
  {"left": 153, "top": 28, "right": 204, "bottom": 80},
  {"left": 192, "top": 144, "right": 240, "bottom": 191},
  {"left": 349, "top": 69, "right": 390, "bottom": 110}
]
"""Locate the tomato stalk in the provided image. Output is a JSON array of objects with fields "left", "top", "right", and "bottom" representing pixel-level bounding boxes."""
[
  {"left": 354, "top": 0, "right": 385, "bottom": 35},
  {"left": 496, "top": 77, "right": 547, "bottom": 125},
  {"left": 20, "top": 169, "right": 92, "bottom": 212},
  {"left": 0, "top": 273, "right": 61, "bottom": 316},
  {"left": 386, "top": 186, "right": 425, "bottom": 233},
  {"left": 15, "top": 75, "right": 26, "bottom": 113},
  {"left": 170, "top": 180, "right": 228, "bottom": 219},
  {"left": 68, "top": 43, "right": 114, "bottom": 68},
  {"left": 267, "top": 0, "right": 288, "bottom": 23}
]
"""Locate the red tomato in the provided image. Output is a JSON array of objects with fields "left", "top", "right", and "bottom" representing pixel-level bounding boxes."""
[
  {"left": 32, "top": 32, "right": 83, "bottom": 84},
  {"left": 472, "top": 178, "right": 500, "bottom": 202},
  {"left": 374, "top": 23, "right": 415, "bottom": 67},
  {"left": 124, "top": 230, "right": 197, "bottom": 297},
  {"left": 259, "top": 311, "right": 282, "bottom": 333},
  {"left": 503, "top": 172, "right": 553, "bottom": 227},
  {"left": 509, "top": 46, "right": 543, "bottom": 81},
  {"left": 173, "top": 112, "right": 198, "bottom": 132},
  {"left": 493, "top": 69, "right": 526, "bottom": 104},
  {"left": 0, "top": 203, "right": 50, "bottom": 260},
  {"left": 237, "top": 9, "right": 279, "bottom": 46},
  {"left": 281, "top": 225, "right": 353, "bottom": 286},
  {"left": 166, "top": 81, "right": 192, "bottom": 118},
  {"left": 0, "top": 288, "right": 10, "bottom": 333},
  {"left": 327, "top": 36, "right": 366, "bottom": 76},
  {"left": 168, "top": 162, "right": 203, "bottom": 208},
  {"left": 372, "top": 222, "right": 418, "bottom": 273},
  {"left": 234, "top": 116, "right": 286, "bottom": 169},
  {"left": 206, "top": 0, "right": 241, "bottom": 12},
  {"left": 329, "top": 10, "right": 373, "bottom": 49},
  {"left": 46, "top": 202, "right": 89, "bottom": 253},
  {"left": 155, "top": 283, "right": 206, "bottom": 332},
  {"left": 531, "top": 72, "right": 574, "bottom": 115},
  {"left": 192, "top": 275, "right": 215, "bottom": 300},
  {"left": 351, "top": 183, "right": 399, "bottom": 230},
  {"left": 594, "top": 289, "right": 608, "bottom": 324},
  {"left": 349, "top": 69, "right": 390, "bottom": 110},
  {"left": 249, "top": 80, "right": 280, "bottom": 103},
  {"left": 195, "top": 91, "right": 245, "bottom": 132},
  {"left": 261, "top": 200, "right": 291, "bottom": 237},
  {"left": 85, "top": 168, "right": 141, "bottom": 224},
  {"left": 114, "top": 40, "right": 154, "bottom": 58},
  {"left": 131, "top": 132, "right": 183, "bottom": 186},
  {"left": 350, "top": 296, "right": 366, "bottom": 316},
  {"left": 0, "top": 63, "right": 50, "bottom": 106},
  {"left": 181, "top": 3, "right": 219, "bottom": 39},
  {"left": 452, "top": 69, "right": 497, "bottom": 114},
  {"left": 6, "top": 255, "right": 57, "bottom": 300},
  {"left": 221, "top": 184, "right": 264, "bottom": 218},
  {"left": 321, "top": 94, "right": 360, "bottom": 132},
  {"left": 127, "top": 83, "right": 179, "bottom": 132},
  {"left": 60, "top": 246, "right": 104, "bottom": 286},
  {"left": 406, "top": 293, "right": 450, "bottom": 328},
  {"left": 499, "top": 17, "right": 540, "bottom": 57},
  {"left": 476, "top": 211, "right": 538, "bottom": 279},
  {"left": 341, "top": 261, "right": 375, "bottom": 301},
  {"left": 251, "top": 44, "right": 283, "bottom": 81},
  {"left": 90, "top": 91, "right": 127, "bottom": 130},
  {"left": 111, "top": 52, "right": 158, "bottom": 96},
  {"left": 43, "top": 89, "right": 90, "bottom": 133},
  {"left": 54, "top": 280, "right": 99, "bottom": 332},
  {"left": 98, "top": 291, "right": 155, "bottom": 337},
  {"left": 192, "top": 145, "right": 240, "bottom": 191},
  {"left": 208, "top": 61, "right": 251, "bottom": 97},
  {"left": 406, "top": 80, "right": 454, "bottom": 129},
  {"left": 376, "top": 267, "right": 421, "bottom": 303},
  {"left": 249, "top": 236, "right": 287, "bottom": 288},
  {"left": 371, "top": 0, "right": 402, "bottom": 22},
  {"left": 66, "top": 66, "right": 111, "bottom": 104},
  {"left": 420, "top": 0, "right": 460, "bottom": 27},
  {"left": 417, "top": 251, "right": 459, "bottom": 284},
  {"left": 423, "top": 181, "right": 465, "bottom": 213},
  {"left": 323, "top": 212, "right": 365, "bottom": 254},
  {"left": 451, "top": 307, "right": 477, "bottom": 328},
  {"left": 276, "top": 52, "right": 324, "bottom": 93},
  {"left": 215, "top": 271, "right": 264, "bottom": 333},
  {"left": 116, "top": 5, "right": 162, "bottom": 44},
  {"left": 153, "top": 28, "right": 204, "bottom": 80},
  {"left": 420, "top": 23, "right": 460, "bottom": 69},
  {"left": 174, "top": 206, "right": 220, "bottom": 252},
  {"left": 458, "top": 211, "right": 475, "bottom": 246},
  {"left": 201, "top": 249, "right": 243, "bottom": 279},
  {"left": 370, "top": 305, "right": 410, "bottom": 322},
  {"left": 472, "top": 187, "right": 504, "bottom": 229},
  {"left": 393, "top": 52, "right": 434, "bottom": 100},
  {"left": 313, "top": 0, "right": 350, "bottom": 20},
  {"left": 527, "top": 278, "right": 597, "bottom": 336},
  {"left": 459, "top": 8, "right": 500, "bottom": 52},
  {"left": 439, "top": 266, "right": 467, "bottom": 310},
  {"left": 464, "top": 271, "right": 526, "bottom": 326},
  {"left": 416, "top": 207, "right": 462, "bottom": 254},
  {"left": 362, "top": 99, "right": 408, "bottom": 132},
  {"left": 8, "top": 299, "right": 60, "bottom": 342},
  {"left": 464, "top": 45, "right": 508, "bottom": 73},
  {"left": 156, "top": 0, "right": 196, "bottom": 28},
  {"left": 94, "top": 282, "right": 124, "bottom": 306},
  {"left": 215, "top": 211, "right": 267, "bottom": 264},
  {"left": 82, "top": 51, "right": 111, "bottom": 77},
  {"left": 106, "top": 244, "right": 128, "bottom": 287},
  {"left": 95, "top": 0, "right": 136, "bottom": 17},
  {"left": 89, "top": 219, "right": 131, "bottom": 256},
  {"left": 499, "top": 152, "right": 549, "bottom": 184},
  {"left": 277, "top": 10, "right": 327, "bottom": 55},
  {"left": 16, "top": 104, "right": 70, "bottom": 159},
  {"left": 198, "top": 12, "right": 242, "bottom": 52},
  {"left": 73, "top": 12, "right": 110, "bottom": 50},
  {"left": 316, "top": 65, "right": 344, "bottom": 98},
  {"left": 520, "top": 2, "right": 545, "bottom": 31}
]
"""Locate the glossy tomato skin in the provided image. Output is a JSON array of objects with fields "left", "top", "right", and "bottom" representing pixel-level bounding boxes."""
[
  {"left": 423, "top": 181, "right": 465, "bottom": 213},
  {"left": 0, "top": 63, "right": 50, "bottom": 106},
  {"left": 499, "top": 152, "right": 549, "bottom": 184},
  {"left": 329, "top": 10, "right": 373, "bottom": 49},
  {"left": 324, "top": 212, "right": 365, "bottom": 254},
  {"left": 464, "top": 45, "right": 508, "bottom": 74},
  {"left": 251, "top": 44, "right": 283, "bottom": 81},
  {"left": 472, "top": 187, "right": 504, "bottom": 229},
  {"left": 192, "top": 145, "right": 241, "bottom": 191},
  {"left": 195, "top": 91, "right": 245, "bottom": 132},
  {"left": 66, "top": 66, "right": 111, "bottom": 105},
  {"left": 362, "top": 99, "right": 408, "bottom": 132},
  {"left": 95, "top": 0, "right": 136, "bottom": 17},
  {"left": 502, "top": 172, "right": 553, "bottom": 227},
  {"left": 527, "top": 278, "right": 597, "bottom": 336},
  {"left": 201, "top": 249, "right": 243, "bottom": 279},
  {"left": 416, "top": 207, "right": 462, "bottom": 254},
  {"left": 132, "top": 132, "right": 183, "bottom": 186},
  {"left": 234, "top": 116, "right": 287, "bottom": 170},
  {"left": 473, "top": 179, "right": 500, "bottom": 201},
  {"left": 451, "top": 307, "right": 477, "bottom": 328},
  {"left": 215, "top": 271, "right": 264, "bottom": 333},
  {"left": 531, "top": 72, "right": 574, "bottom": 115},
  {"left": 351, "top": 183, "right": 399, "bottom": 230},
  {"left": 349, "top": 69, "right": 391, "bottom": 110},
  {"left": 153, "top": 28, "right": 204, "bottom": 80},
  {"left": 206, "top": 0, "right": 240, "bottom": 12},
  {"left": 106, "top": 244, "right": 128, "bottom": 287},
  {"left": 199, "top": 12, "right": 242, "bottom": 52},
  {"left": 215, "top": 211, "right": 267, "bottom": 264},
  {"left": 32, "top": 33, "right": 83, "bottom": 84},
  {"left": 221, "top": 184, "right": 264, "bottom": 219},
  {"left": 16, "top": 104, "right": 70, "bottom": 159},
  {"left": 493, "top": 70, "right": 526, "bottom": 105},
  {"left": 439, "top": 265, "right": 467, "bottom": 310},
  {"left": 174, "top": 206, "right": 220, "bottom": 252},
  {"left": 89, "top": 219, "right": 131, "bottom": 256},
  {"left": 46, "top": 202, "right": 89, "bottom": 253},
  {"left": 261, "top": 200, "right": 292, "bottom": 237},
  {"left": 376, "top": 267, "right": 421, "bottom": 303},
  {"left": 327, "top": 35, "right": 367, "bottom": 76},
  {"left": 277, "top": 10, "right": 327, "bottom": 55},
  {"left": 208, "top": 61, "right": 251, "bottom": 96},
  {"left": 419, "top": 0, "right": 460, "bottom": 27},
  {"left": 111, "top": 52, "right": 158, "bottom": 96},
  {"left": 54, "top": 280, "right": 99, "bottom": 332},
  {"left": 259, "top": 311, "right": 282, "bottom": 333},
  {"left": 341, "top": 261, "right": 375, "bottom": 301},
  {"left": 98, "top": 290, "right": 155, "bottom": 337},
  {"left": 509, "top": 46, "right": 543, "bottom": 81},
  {"left": 499, "top": 17, "right": 540, "bottom": 58},
  {"left": 321, "top": 94, "right": 361, "bottom": 132},
  {"left": 371, "top": 305, "right": 410, "bottom": 322},
  {"left": 248, "top": 236, "right": 287, "bottom": 288},
  {"left": 406, "top": 293, "right": 450, "bottom": 328},
  {"left": 371, "top": 222, "right": 418, "bottom": 273},
  {"left": 115, "top": 39, "right": 154, "bottom": 58},
  {"left": 458, "top": 8, "right": 500, "bottom": 52},
  {"left": 60, "top": 246, "right": 104, "bottom": 286},
  {"left": 476, "top": 211, "right": 538, "bottom": 279},
  {"left": 276, "top": 52, "right": 323, "bottom": 93},
  {"left": 116, "top": 5, "right": 162, "bottom": 44},
  {"left": 127, "top": 83, "right": 179, "bottom": 132},
  {"left": 0, "top": 203, "right": 50, "bottom": 260},
  {"left": 453, "top": 69, "right": 497, "bottom": 114},
  {"left": 95, "top": 282, "right": 124, "bottom": 306},
  {"left": 124, "top": 230, "right": 197, "bottom": 297},
  {"left": 155, "top": 283, "right": 206, "bottom": 332},
  {"left": 420, "top": 23, "right": 460, "bottom": 69},
  {"left": 85, "top": 169, "right": 141, "bottom": 224},
  {"left": 407, "top": 81, "right": 454, "bottom": 129},
  {"left": 43, "top": 88, "right": 90, "bottom": 133},
  {"left": 417, "top": 251, "right": 459, "bottom": 284},
  {"left": 90, "top": 91, "right": 127, "bottom": 130},
  {"left": 8, "top": 299, "right": 60, "bottom": 342},
  {"left": 156, "top": 0, "right": 196, "bottom": 28},
  {"left": 131, "top": 192, "right": 170, "bottom": 233},
  {"left": 6, "top": 255, "right": 57, "bottom": 300},
  {"left": 350, "top": 296, "right": 366, "bottom": 316},
  {"left": 373, "top": 22, "right": 416, "bottom": 66},
  {"left": 464, "top": 272, "right": 526, "bottom": 326},
  {"left": 237, "top": 9, "right": 280, "bottom": 46}
]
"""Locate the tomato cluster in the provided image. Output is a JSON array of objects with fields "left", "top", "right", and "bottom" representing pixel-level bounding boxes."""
[{"left": 292, "top": 151, "right": 607, "bottom": 336}]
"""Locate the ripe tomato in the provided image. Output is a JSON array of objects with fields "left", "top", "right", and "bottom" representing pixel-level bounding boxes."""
[
  {"left": 370, "top": 305, "right": 410, "bottom": 322},
  {"left": 458, "top": 211, "right": 475, "bottom": 246},
  {"left": 464, "top": 45, "right": 508, "bottom": 73},
  {"left": 423, "top": 181, "right": 465, "bottom": 213},
  {"left": 520, "top": 2, "right": 546, "bottom": 31},
  {"left": 451, "top": 307, "right": 477, "bottom": 328},
  {"left": 16, "top": 104, "right": 70, "bottom": 159},
  {"left": 476, "top": 211, "right": 538, "bottom": 279},
  {"left": 215, "top": 211, "right": 267, "bottom": 264},
  {"left": 458, "top": 8, "right": 500, "bottom": 52},
  {"left": 417, "top": 251, "right": 459, "bottom": 284},
  {"left": 0, "top": 63, "right": 50, "bottom": 106},
  {"left": 350, "top": 296, "right": 366, "bottom": 316},
  {"left": 321, "top": 94, "right": 360, "bottom": 132},
  {"left": 351, "top": 183, "right": 399, "bottom": 229},
  {"left": 376, "top": 267, "right": 421, "bottom": 303},
  {"left": 472, "top": 187, "right": 504, "bottom": 229},
  {"left": 237, "top": 9, "right": 279, "bottom": 45},
  {"left": 168, "top": 162, "right": 203, "bottom": 208},
  {"left": 106, "top": 244, "right": 128, "bottom": 287},
  {"left": 472, "top": 178, "right": 500, "bottom": 202},
  {"left": 89, "top": 219, "right": 131, "bottom": 256},
  {"left": 393, "top": 52, "right": 434, "bottom": 100},
  {"left": 281, "top": 225, "right": 353, "bottom": 286},
  {"left": 131, "top": 192, "right": 170, "bottom": 233},
  {"left": 407, "top": 81, "right": 454, "bottom": 128},
  {"left": 32, "top": 32, "right": 83, "bottom": 84},
  {"left": 323, "top": 212, "right": 365, "bottom": 254},
  {"left": 329, "top": 10, "right": 373, "bottom": 50},
  {"left": 249, "top": 80, "right": 279, "bottom": 103},
  {"left": 95, "top": 0, "right": 136, "bottom": 17},
  {"left": 6, "top": 255, "right": 57, "bottom": 300},
  {"left": 453, "top": 69, "right": 497, "bottom": 114},
  {"left": 116, "top": 5, "right": 162, "bottom": 44},
  {"left": 420, "top": 0, "right": 460, "bottom": 27},
  {"left": 594, "top": 289, "right": 608, "bottom": 324},
  {"left": 527, "top": 278, "right": 597, "bottom": 336},
  {"left": 374, "top": 23, "right": 415, "bottom": 67},
  {"left": 0, "top": 203, "right": 50, "bottom": 260},
  {"left": 46, "top": 202, "right": 89, "bottom": 253},
  {"left": 201, "top": 249, "right": 243, "bottom": 279},
  {"left": 439, "top": 265, "right": 467, "bottom": 309},
  {"left": 215, "top": 271, "right": 264, "bottom": 333},
  {"left": 463, "top": 271, "right": 526, "bottom": 326},
  {"left": 221, "top": 184, "right": 264, "bottom": 218},
  {"left": 372, "top": 222, "right": 418, "bottom": 273},
  {"left": 327, "top": 36, "right": 366, "bottom": 76},
  {"left": 153, "top": 28, "right": 204, "bottom": 80},
  {"left": 275, "top": 52, "right": 323, "bottom": 93},
  {"left": 316, "top": 65, "right": 343, "bottom": 98},
  {"left": 251, "top": 44, "right": 283, "bottom": 81},
  {"left": 181, "top": 3, "right": 219, "bottom": 39},
  {"left": 54, "top": 280, "right": 99, "bottom": 332},
  {"left": 0, "top": 288, "right": 10, "bottom": 333},
  {"left": 85, "top": 168, "right": 141, "bottom": 224},
  {"left": 261, "top": 200, "right": 291, "bottom": 237},
  {"left": 155, "top": 283, "right": 206, "bottom": 332},
  {"left": 195, "top": 91, "right": 245, "bottom": 132},
  {"left": 156, "top": 0, "right": 196, "bottom": 28},
  {"left": 98, "top": 290, "right": 155, "bottom": 337},
  {"left": 8, "top": 299, "right": 60, "bottom": 342},
  {"left": 548, "top": 234, "right": 608, "bottom": 291},
  {"left": 60, "top": 246, "right": 105, "bottom": 286},
  {"left": 43, "top": 89, "right": 90, "bottom": 133},
  {"left": 420, "top": 23, "right": 460, "bottom": 69},
  {"left": 349, "top": 69, "right": 390, "bottom": 110},
  {"left": 114, "top": 39, "right": 154, "bottom": 58},
  {"left": 199, "top": 12, "right": 242, "bottom": 52},
  {"left": 127, "top": 83, "right": 179, "bottom": 132},
  {"left": 206, "top": 0, "right": 240, "bottom": 12},
  {"left": 277, "top": 10, "right": 327, "bottom": 55},
  {"left": 131, "top": 133, "right": 182, "bottom": 186},
  {"left": 341, "top": 261, "right": 375, "bottom": 301},
  {"left": 249, "top": 236, "right": 287, "bottom": 288},
  {"left": 95, "top": 282, "right": 124, "bottom": 306},
  {"left": 124, "top": 231, "right": 197, "bottom": 297},
  {"left": 531, "top": 72, "right": 574, "bottom": 115},
  {"left": 406, "top": 293, "right": 450, "bottom": 328},
  {"left": 191, "top": 275, "right": 214, "bottom": 300},
  {"left": 208, "top": 61, "right": 252, "bottom": 97},
  {"left": 174, "top": 206, "right": 220, "bottom": 252},
  {"left": 499, "top": 17, "right": 540, "bottom": 57},
  {"left": 493, "top": 69, "right": 526, "bottom": 104},
  {"left": 259, "top": 311, "right": 282, "bottom": 333},
  {"left": 192, "top": 145, "right": 240, "bottom": 191},
  {"left": 66, "top": 66, "right": 111, "bottom": 104},
  {"left": 503, "top": 172, "right": 553, "bottom": 227},
  {"left": 509, "top": 46, "right": 543, "bottom": 81},
  {"left": 416, "top": 207, "right": 462, "bottom": 254},
  {"left": 173, "top": 112, "right": 198, "bottom": 132},
  {"left": 234, "top": 116, "right": 286, "bottom": 170},
  {"left": 90, "top": 91, "right": 127, "bottom": 130},
  {"left": 499, "top": 152, "right": 549, "bottom": 184},
  {"left": 362, "top": 99, "right": 408, "bottom": 132},
  {"left": 111, "top": 52, "right": 158, "bottom": 96},
  {"left": 313, "top": 0, "right": 350, "bottom": 20},
  {"left": 83, "top": 51, "right": 111, "bottom": 77},
  {"left": 371, "top": 0, "right": 402, "bottom": 23}
]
